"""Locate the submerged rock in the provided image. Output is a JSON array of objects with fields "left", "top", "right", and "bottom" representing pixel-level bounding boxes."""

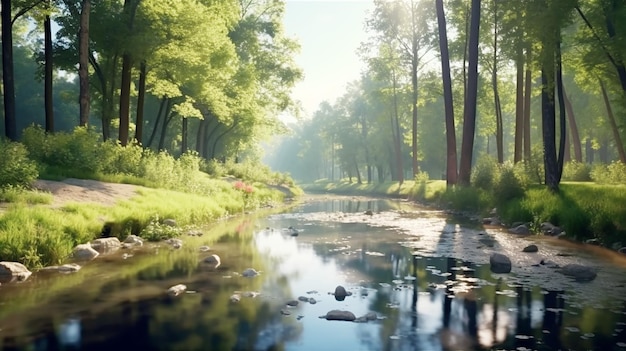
[
  {"left": 123, "top": 235, "right": 143, "bottom": 246},
  {"left": 73, "top": 243, "right": 99, "bottom": 261},
  {"left": 558, "top": 264, "right": 597, "bottom": 282},
  {"left": 324, "top": 310, "right": 356, "bottom": 322},
  {"left": 242, "top": 268, "right": 259, "bottom": 277},
  {"left": 509, "top": 224, "right": 531, "bottom": 235},
  {"left": 0, "top": 261, "right": 32, "bottom": 283},
  {"left": 166, "top": 238, "right": 183, "bottom": 249},
  {"left": 204, "top": 254, "right": 221, "bottom": 268},
  {"left": 541, "top": 222, "right": 563, "bottom": 236},
  {"left": 39, "top": 263, "right": 81, "bottom": 273},
  {"left": 333, "top": 285, "right": 352, "bottom": 301},
  {"left": 489, "top": 253, "right": 512, "bottom": 274}
]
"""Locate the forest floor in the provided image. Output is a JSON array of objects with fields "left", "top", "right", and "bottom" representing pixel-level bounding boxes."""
[{"left": 33, "top": 178, "right": 138, "bottom": 207}]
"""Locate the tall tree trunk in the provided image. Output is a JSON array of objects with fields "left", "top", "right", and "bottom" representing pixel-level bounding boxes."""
[
  {"left": 146, "top": 97, "right": 167, "bottom": 149},
  {"left": 44, "top": 9, "right": 54, "bottom": 133},
  {"left": 411, "top": 31, "right": 419, "bottom": 177},
  {"left": 555, "top": 36, "right": 566, "bottom": 183},
  {"left": 118, "top": 53, "right": 132, "bottom": 146},
  {"left": 196, "top": 118, "right": 206, "bottom": 155},
  {"left": 158, "top": 104, "right": 174, "bottom": 151},
  {"left": 211, "top": 121, "right": 239, "bottom": 159},
  {"left": 354, "top": 157, "right": 362, "bottom": 184},
  {"left": 181, "top": 117, "right": 188, "bottom": 154},
  {"left": 134, "top": 60, "right": 146, "bottom": 144},
  {"left": 585, "top": 137, "right": 594, "bottom": 164},
  {"left": 492, "top": 0, "right": 503, "bottom": 164},
  {"left": 563, "top": 89, "right": 582, "bottom": 162},
  {"left": 599, "top": 79, "right": 626, "bottom": 163},
  {"left": 436, "top": 0, "right": 457, "bottom": 186},
  {"left": 514, "top": 40, "right": 524, "bottom": 162},
  {"left": 78, "top": 0, "right": 90, "bottom": 127},
  {"left": 392, "top": 67, "right": 404, "bottom": 185},
  {"left": 523, "top": 47, "right": 532, "bottom": 162},
  {"left": 204, "top": 121, "right": 221, "bottom": 160},
  {"left": 541, "top": 65, "right": 559, "bottom": 192},
  {"left": 2, "top": 0, "right": 16, "bottom": 140},
  {"left": 458, "top": 0, "right": 481, "bottom": 185}
]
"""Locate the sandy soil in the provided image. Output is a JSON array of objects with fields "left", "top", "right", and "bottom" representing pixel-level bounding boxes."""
[{"left": 33, "top": 178, "right": 138, "bottom": 207}]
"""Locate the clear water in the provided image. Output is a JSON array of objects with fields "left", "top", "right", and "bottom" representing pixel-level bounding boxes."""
[{"left": 1, "top": 195, "right": 626, "bottom": 351}]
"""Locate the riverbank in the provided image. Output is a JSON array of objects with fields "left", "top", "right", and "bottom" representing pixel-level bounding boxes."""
[
  {"left": 302, "top": 179, "right": 626, "bottom": 250},
  {"left": 0, "top": 177, "right": 300, "bottom": 269}
]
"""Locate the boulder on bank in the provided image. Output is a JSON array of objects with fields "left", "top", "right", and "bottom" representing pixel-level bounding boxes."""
[
  {"left": 73, "top": 243, "right": 99, "bottom": 261},
  {"left": 166, "top": 238, "right": 183, "bottom": 249},
  {"left": 324, "top": 310, "right": 356, "bottom": 321},
  {"left": 242, "top": 268, "right": 259, "bottom": 277},
  {"left": 509, "top": 224, "right": 531, "bottom": 235},
  {"left": 123, "top": 235, "right": 143, "bottom": 246},
  {"left": 558, "top": 264, "right": 597, "bottom": 282},
  {"left": 91, "top": 237, "right": 122, "bottom": 253},
  {"left": 163, "top": 218, "right": 177, "bottom": 227},
  {"left": 203, "top": 254, "right": 221, "bottom": 267},
  {"left": 541, "top": 222, "right": 563, "bottom": 236},
  {"left": 167, "top": 284, "right": 187, "bottom": 297},
  {"left": 0, "top": 261, "right": 32, "bottom": 283},
  {"left": 489, "top": 253, "right": 512, "bottom": 274}
]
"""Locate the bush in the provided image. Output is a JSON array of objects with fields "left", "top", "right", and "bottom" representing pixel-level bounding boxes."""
[
  {"left": 562, "top": 161, "right": 591, "bottom": 181},
  {"left": 471, "top": 155, "right": 497, "bottom": 190},
  {"left": 591, "top": 162, "right": 626, "bottom": 184},
  {"left": 0, "top": 140, "right": 38, "bottom": 187},
  {"left": 493, "top": 162, "right": 525, "bottom": 205},
  {"left": 140, "top": 215, "right": 183, "bottom": 241}
]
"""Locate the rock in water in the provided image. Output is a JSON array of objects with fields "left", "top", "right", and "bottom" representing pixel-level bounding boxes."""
[
  {"left": 334, "top": 285, "right": 350, "bottom": 301},
  {"left": 167, "top": 284, "right": 187, "bottom": 297},
  {"left": 523, "top": 244, "right": 538, "bottom": 253},
  {"left": 0, "top": 261, "right": 32, "bottom": 283},
  {"left": 489, "top": 253, "right": 512, "bottom": 273},
  {"left": 325, "top": 310, "right": 356, "bottom": 321},
  {"left": 242, "top": 268, "right": 259, "bottom": 277},
  {"left": 73, "top": 243, "right": 99, "bottom": 261},
  {"left": 558, "top": 264, "right": 597, "bottom": 282},
  {"left": 90, "top": 237, "right": 122, "bottom": 253}
]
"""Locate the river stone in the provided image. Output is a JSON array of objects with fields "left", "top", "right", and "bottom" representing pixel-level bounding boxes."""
[
  {"left": 167, "top": 284, "right": 187, "bottom": 296},
  {"left": 541, "top": 222, "right": 563, "bottom": 236},
  {"left": 199, "top": 246, "right": 210, "bottom": 252},
  {"left": 39, "top": 263, "right": 81, "bottom": 273},
  {"left": 242, "top": 268, "right": 259, "bottom": 277},
  {"left": 334, "top": 285, "right": 351, "bottom": 301},
  {"left": 204, "top": 254, "right": 221, "bottom": 267},
  {"left": 298, "top": 296, "right": 310, "bottom": 302},
  {"left": 73, "top": 243, "right": 99, "bottom": 261},
  {"left": 123, "top": 235, "right": 143, "bottom": 246},
  {"left": 166, "top": 238, "right": 183, "bottom": 249},
  {"left": 489, "top": 253, "right": 512, "bottom": 274},
  {"left": 91, "top": 237, "right": 122, "bottom": 253},
  {"left": 230, "top": 294, "right": 241, "bottom": 303},
  {"left": 325, "top": 310, "right": 356, "bottom": 321},
  {"left": 0, "top": 261, "right": 32, "bottom": 282},
  {"left": 558, "top": 264, "right": 597, "bottom": 282},
  {"left": 523, "top": 244, "right": 538, "bottom": 253},
  {"left": 509, "top": 224, "right": 531, "bottom": 235},
  {"left": 286, "top": 300, "right": 299, "bottom": 307}
]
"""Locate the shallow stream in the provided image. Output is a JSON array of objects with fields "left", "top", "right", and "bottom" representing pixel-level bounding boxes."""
[{"left": 1, "top": 195, "right": 626, "bottom": 350}]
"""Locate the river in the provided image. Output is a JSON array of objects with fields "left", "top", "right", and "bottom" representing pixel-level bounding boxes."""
[{"left": 1, "top": 195, "right": 626, "bottom": 351}]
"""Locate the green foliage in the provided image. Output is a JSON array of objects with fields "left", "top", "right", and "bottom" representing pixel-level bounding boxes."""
[
  {"left": 139, "top": 215, "right": 183, "bottom": 241},
  {"left": 471, "top": 155, "right": 497, "bottom": 191},
  {"left": 562, "top": 161, "right": 591, "bottom": 181},
  {"left": 0, "top": 185, "right": 52, "bottom": 204},
  {"left": 0, "top": 139, "right": 39, "bottom": 187},
  {"left": 493, "top": 162, "right": 525, "bottom": 205},
  {"left": 440, "top": 186, "right": 492, "bottom": 212},
  {"left": 411, "top": 171, "right": 430, "bottom": 200},
  {"left": 203, "top": 159, "right": 296, "bottom": 187},
  {"left": 590, "top": 162, "right": 626, "bottom": 184}
]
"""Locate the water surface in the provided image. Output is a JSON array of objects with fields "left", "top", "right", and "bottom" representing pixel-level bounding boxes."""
[{"left": 1, "top": 195, "right": 626, "bottom": 351}]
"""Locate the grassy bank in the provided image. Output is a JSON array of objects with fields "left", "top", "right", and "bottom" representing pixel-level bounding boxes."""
[{"left": 303, "top": 179, "right": 626, "bottom": 248}]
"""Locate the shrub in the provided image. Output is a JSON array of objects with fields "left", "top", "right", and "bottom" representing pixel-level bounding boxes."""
[
  {"left": 591, "top": 162, "right": 626, "bottom": 184},
  {"left": 493, "top": 162, "right": 525, "bottom": 205},
  {"left": 562, "top": 161, "right": 591, "bottom": 181},
  {"left": 0, "top": 140, "right": 38, "bottom": 187},
  {"left": 139, "top": 215, "right": 183, "bottom": 241},
  {"left": 471, "top": 155, "right": 497, "bottom": 190}
]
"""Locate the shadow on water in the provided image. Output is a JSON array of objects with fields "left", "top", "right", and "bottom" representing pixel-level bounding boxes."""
[{"left": 1, "top": 195, "right": 626, "bottom": 351}]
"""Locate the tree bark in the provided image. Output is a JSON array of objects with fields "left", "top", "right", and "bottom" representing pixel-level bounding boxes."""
[
  {"left": 181, "top": 117, "right": 188, "bottom": 154},
  {"left": 410, "top": 27, "right": 419, "bottom": 177},
  {"left": 146, "top": 97, "right": 167, "bottom": 149},
  {"left": 555, "top": 37, "right": 566, "bottom": 183},
  {"left": 514, "top": 37, "right": 524, "bottom": 163},
  {"left": 599, "top": 79, "right": 626, "bottom": 163},
  {"left": 523, "top": 47, "right": 532, "bottom": 162},
  {"left": 436, "top": 0, "right": 457, "bottom": 186},
  {"left": 458, "top": 0, "right": 481, "bottom": 185},
  {"left": 78, "top": 0, "right": 90, "bottom": 127},
  {"left": 492, "top": 0, "right": 503, "bottom": 164},
  {"left": 392, "top": 67, "right": 404, "bottom": 185},
  {"left": 563, "top": 89, "right": 582, "bottom": 162},
  {"left": 44, "top": 8, "right": 54, "bottom": 133},
  {"left": 2, "top": 0, "right": 16, "bottom": 140},
  {"left": 134, "top": 60, "right": 146, "bottom": 144},
  {"left": 541, "top": 66, "right": 559, "bottom": 192},
  {"left": 118, "top": 53, "right": 132, "bottom": 146}
]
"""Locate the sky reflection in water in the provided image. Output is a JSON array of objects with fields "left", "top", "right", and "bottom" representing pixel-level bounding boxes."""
[{"left": 1, "top": 196, "right": 626, "bottom": 351}]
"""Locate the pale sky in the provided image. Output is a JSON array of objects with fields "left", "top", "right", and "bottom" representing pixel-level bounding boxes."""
[{"left": 283, "top": 0, "right": 375, "bottom": 117}]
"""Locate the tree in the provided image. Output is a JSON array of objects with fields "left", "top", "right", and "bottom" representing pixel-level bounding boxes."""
[
  {"left": 78, "top": 0, "right": 90, "bottom": 127},
  {"left": 2, "top": 0, "right": 17, "bottom": 140},
  {"left": 435, "top": 0, "right": 457, "bottom": 185},
  {"left": 458, "top": 0, "right": 481, "bottom": 185}
]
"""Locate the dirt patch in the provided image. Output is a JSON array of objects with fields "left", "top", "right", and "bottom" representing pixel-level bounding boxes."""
[{"left": 33, "top": 178, "right": 138, "bottom": 207}]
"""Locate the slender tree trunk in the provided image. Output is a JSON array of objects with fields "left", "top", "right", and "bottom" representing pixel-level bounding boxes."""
[
  {"left": 411, "top": 34, "right": 419, "bottom": 177},
  {"left": 514, "top": 44, "right": 524, "bottom": 163},
  {"left": 196, "top": 119, "right": 206, "bottom": 155},
  {"left": 599, "top": 79, "right": 626, "bottom": 163},
  {"left": 204, "top": 121, "right": 222, "bottom": 160},
  {"left": 118, "top": 53, "right": 132, "bottom": 146},
  {"left": 78, "top": 0, "right": 90, "bottom": 127},
  {"left": 392, "top": 68, "right": 404, "bottom": 185},
  {"left": 158, "top": 105, "right": 174, "bottom": 151},
  {"left": 134, "top": 60, "right": 146, "bottom": 144},
  {"left": 146, "top": 97, "right": 167, "bottom": 149},
  {"left": 458, "top": 0, "right": 481, "bottom": 185},
  {"left": 436, "top": 0, "right": 457, "bottom": 186},
  {"left": 492, "top": 0, "right": 503, "bottom": 164},
  {"left": 354, "top": 157, "right": 362, "bottom": 184},
  {"left": 44, "top": 9, "right": 54, "bottom": 133},
  {"left": 523, "top": 47, "right": 532, "bottom": 162},
  {"left": 564, "top": 130, "right": 571, "bottom": 163},
  {"left": 563, "top": 89, "right": 582, "bottom": 162},
  {"left": 2, "top": 0, "right": 16, "bottom": 140},
  {"left": 555, "top": 37, "right": 566, "bottom": 183},
  {"left": 181, "top": 117, "right": 188, "bottom": 154},
  {"left": 211, "top": 121, "right": 239, "bottom": 159},
  {"left": 541, "top": 65, "right": 559, "bottom": 192}
]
